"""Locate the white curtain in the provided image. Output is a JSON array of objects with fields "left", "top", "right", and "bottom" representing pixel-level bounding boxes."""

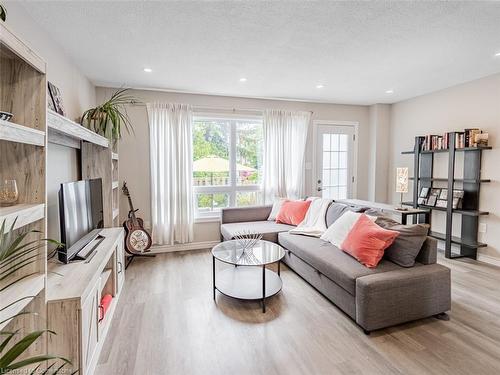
[
  {"left": 147, "top": 102, "right": 194, "bottom": 245},
  {"left": 262, "top": 109, "right": 311, "bottom": 203}
]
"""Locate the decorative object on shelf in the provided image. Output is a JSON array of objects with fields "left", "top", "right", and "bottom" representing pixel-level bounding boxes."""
[
  {"left": 0, "top": 179, "right": 18, "bottom": 206},
  {"left": 439, "top": 189, "right": 448, "bottom": 200},
  {"left": 475, "top": 132, "right": 489, "bottom": 147},
  {"left": 48, "top": 82, "right": 65, "bottom": 116},
  {"left": 395, "top": 167, "right": 409, "bottom": 211},
  {"left": 0, "top": 219, "right": 70, "bottom": 373},
  {"left": 233, "top": 231, "right": 263, "bottom": 253},
  {"left": 0, "top": 111, "right": 12, "bottom": 121},
  {"left": 417, "top": 197, "right": 427, "bottom": 205},
  {"left": 436, "top": 199, "right": 447, "bottom": 208},
  {"left": 81, "top": 88, "right": 139, "bottom": 142},
  {"left": 419, "top": 187, "right": 429, "bottom": 198},
  {"left": 0, "top": 3, "right": 6, "bottom": 22},
  {"left": 47, "top": 87, "right": 56, "bottom": 112},
  {"left": 453, "top": 190, "right": 464, "bottom": 209},
  {"left": 426, "top": 195, "right": 437, "bottom": 207},
  {"left": 121, "top": 182, "right": 154, "bottom": 268}
]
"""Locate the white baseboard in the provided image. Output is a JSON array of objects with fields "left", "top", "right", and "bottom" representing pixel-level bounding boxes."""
[
  {"left": 150, "top": 240, "right": 220, "bottom": 254},
  {"left": 477, "top": 253, "right": 500, "bottom": 268}
]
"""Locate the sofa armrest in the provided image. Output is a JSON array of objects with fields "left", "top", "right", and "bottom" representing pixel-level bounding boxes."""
[
  {"left": 355, "top": 264, "right": 451, "bottom": 331},
  {"left": 221, "top": 205, "right": 273, "bottom": 224},
  {"left": 416, "top": 237, "right": 437, "bottom": 265}
]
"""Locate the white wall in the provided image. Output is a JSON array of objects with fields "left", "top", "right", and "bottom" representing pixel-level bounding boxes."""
[
  {"left": 389, "top": 73, "right": 500, "bottom": 261},
  {"left": 4, "top": 3, "right": 96, "bottom": 241},
  {"left": 97, "top": 87, "right": 371, "bottom": 243},
  {"left": 368, "top": 104, "right": 391, "bottom": 202}
]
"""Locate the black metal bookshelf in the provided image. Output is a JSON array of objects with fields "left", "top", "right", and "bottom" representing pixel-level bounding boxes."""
[{"left": 402, "top": 134, "right": 491, "bottom": 259}]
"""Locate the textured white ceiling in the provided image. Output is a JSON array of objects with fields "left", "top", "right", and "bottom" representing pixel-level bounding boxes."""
[{"left": 21, "top": 1, "right": 500, "bottom": 105}]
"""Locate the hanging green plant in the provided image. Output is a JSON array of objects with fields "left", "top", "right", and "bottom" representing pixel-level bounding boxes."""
[
  {"left": 81, "top": 88, "right": 139, "bottom": 142},
  {"left": 0, "top": 4, "right": 6, "bottom": 22}
]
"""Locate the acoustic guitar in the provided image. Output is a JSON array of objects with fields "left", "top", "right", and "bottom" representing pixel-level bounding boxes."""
[{"left": 122, "top": 182, "right": 152, "bottom": 254}]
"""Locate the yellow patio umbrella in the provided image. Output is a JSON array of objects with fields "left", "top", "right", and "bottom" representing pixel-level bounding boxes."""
[{"left": 193, "top": 156, "right": 256, "bottom": 172}]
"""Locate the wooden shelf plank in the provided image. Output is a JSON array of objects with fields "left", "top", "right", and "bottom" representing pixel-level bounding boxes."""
[
  {"left": 428, "top": 231, "right": 487, "bottom": 248},
  {"left": 0, "top": 119, "right": 45, "bottom": 146},
  {"left": 409, "top": 177, "right": 491, "bottom": 183},
  {"left": 0, "top": 23, "right": 46, "bottom": 73},
  {"left": 402, "top": 202, "right": 489, "bottom": 216},
  {"left": 401, "top": 146, "right": 491, "bottom": 155},
  {"left": 111, "top": 153, "right": 119, "bottom": 160},
  {"left": 0, "top": 204, "right": 45, "bottom": 230},
  {"left": 0, "top": 274, "right": 45, "bottom": 331},
  {"left": 47, "top": 110, "right": 109, "bottom": 148}
]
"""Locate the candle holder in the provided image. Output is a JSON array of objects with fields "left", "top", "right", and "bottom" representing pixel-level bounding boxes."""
[{"left": 0, "top": 180, "right": 19, "bottom": 206}]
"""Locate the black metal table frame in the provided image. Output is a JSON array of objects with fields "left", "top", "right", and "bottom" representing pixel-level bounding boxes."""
[{"left": 212, "top": 256, "right": 281, "bottom": 313}]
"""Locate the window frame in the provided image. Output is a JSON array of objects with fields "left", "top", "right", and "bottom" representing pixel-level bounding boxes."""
[{"left": 192, "top": 113, "right": 264, "bottom": 219}]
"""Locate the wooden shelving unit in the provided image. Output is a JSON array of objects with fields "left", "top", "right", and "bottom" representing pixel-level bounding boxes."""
[
  {"left": 82, "top": 141, "right": 120, "bottom": 227},
  {"left": 47, "top": 109, "right": 109, "bottom": 149},
  {"left": 402, "top": 134, "right": 491, "bottom": 259},
  {"left": 0, "top": 21, "right": 47, "bottom": 359}
]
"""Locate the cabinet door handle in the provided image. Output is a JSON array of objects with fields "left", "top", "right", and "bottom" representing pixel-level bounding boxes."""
[{"left": 117, "top": 261, "right": 123, "bottom": 274}]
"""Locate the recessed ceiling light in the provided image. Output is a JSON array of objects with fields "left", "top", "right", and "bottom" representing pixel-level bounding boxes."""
[
  {"left": 385, "top": 89, "right": 394, "bottom": 94},
  {"left": 495, "top": 52, "right": 500, "bottom": 57},
  {"left": 239, "top": 77, "right": 247, "bottom": 82},
  {"left": 316, "top": 84, "right": 324, "bottom": 89},
  {"left": 143, "top": 68, "right": 152, "bottom": 73}
]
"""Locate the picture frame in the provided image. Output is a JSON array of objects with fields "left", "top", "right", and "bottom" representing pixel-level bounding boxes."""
[
  {"left": 439, "top": 189, "right": 448, "bottom": 200},
  {"left": 436, "top": 199, "right": 447, "bottom": 208},
  {"left": 48, "top": 81, "right": 65, "bottom": 116},
  {"left": 452, "top": 197, "right": 461, "bottom": 209},
  {"left": 453, "top": 190, "right": 464, "bottom": 199},
  {"left": 430, "top": 188, "right": 441, "bottom": 197},
  {"left": 419, "top": 187, "right": 430, "bottom": 198},
  {"left": 426, "top": 195, "right": 437, "bottom": 207},
  {"left": 417, "top": 197, "right": 427, "bottom": 205}
]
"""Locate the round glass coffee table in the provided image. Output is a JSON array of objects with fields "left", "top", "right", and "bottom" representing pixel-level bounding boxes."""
[{"left": 212, "top": 240, "right": 285, "bottom": 313}]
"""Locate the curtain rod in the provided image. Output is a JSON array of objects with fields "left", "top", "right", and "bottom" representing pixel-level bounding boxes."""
[{"left": 127, "top": 101, "right": 313, "bottom": 114}]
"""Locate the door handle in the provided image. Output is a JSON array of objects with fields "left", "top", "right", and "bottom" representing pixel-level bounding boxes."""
[{"left": 317, "top": 187, "right": 325, "bottom": 191}]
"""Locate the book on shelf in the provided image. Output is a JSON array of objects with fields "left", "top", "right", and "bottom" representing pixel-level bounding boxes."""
[{"left": 420, "top": 128, "right": 488, "bottom": 151}]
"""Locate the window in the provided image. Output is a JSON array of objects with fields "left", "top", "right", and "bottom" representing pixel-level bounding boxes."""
[{"left": 193, "top": 116, "right": 263, "bottom": 217}]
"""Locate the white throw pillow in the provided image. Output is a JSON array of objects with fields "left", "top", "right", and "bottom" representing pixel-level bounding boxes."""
[
  {"left": 268, "top": 198, "right": 286, "bottom": 221},
  {"left": 320, "top": 211, "right": 376, "bottom": 247}
]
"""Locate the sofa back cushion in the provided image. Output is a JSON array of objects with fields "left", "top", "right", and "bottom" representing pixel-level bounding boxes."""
[
  {"left": 376, "top": 216, "right": 430, "bottom": 267},
  {"left": 325, "top": 202, "right": 367, "bottom": 227},
  {"left": 321, "top": 210, "right": 376, "bottom": 247},
  {"left": 340, "top": 214, "right": 399, "bottom": 268},
  {"left": 276, "top": 199, "right": 312, "bottom": 226}
]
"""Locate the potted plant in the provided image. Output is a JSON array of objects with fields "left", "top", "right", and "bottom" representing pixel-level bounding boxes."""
[
  {"left": 81, "top": 88, "right": 139, "bottom": 143},
  {"left": 0, "top": 219, "right": 72, "bottom": 374}
]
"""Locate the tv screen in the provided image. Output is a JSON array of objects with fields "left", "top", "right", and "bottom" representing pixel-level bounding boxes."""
[{"left": 59, "top": 179, "right": 104, "bottom": 257}]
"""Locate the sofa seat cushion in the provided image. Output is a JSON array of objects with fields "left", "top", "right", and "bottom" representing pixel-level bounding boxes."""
[
  {"left": 221, "top": 221, "right": 295, "bottom": 243},
  {"left": 278, "top": 232, "right": 403, "bottom": 295}
]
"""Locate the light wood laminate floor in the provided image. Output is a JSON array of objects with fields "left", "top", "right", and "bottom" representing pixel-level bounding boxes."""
[{"left": 95, "top": 250, "right": 500, "bottom": 375}]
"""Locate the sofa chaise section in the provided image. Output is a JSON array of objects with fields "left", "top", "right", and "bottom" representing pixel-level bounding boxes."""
[{"left": 220, "top": 205, "right": 295, "bottom": 242}]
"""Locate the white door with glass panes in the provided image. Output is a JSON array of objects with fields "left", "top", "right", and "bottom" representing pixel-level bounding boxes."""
[{"left": 315, "top": 124, "right": 355, "bottom": 199}]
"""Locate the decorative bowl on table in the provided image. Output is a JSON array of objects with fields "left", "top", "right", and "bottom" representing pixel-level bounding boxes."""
[{"left": 0, "top": 111, "right": 13, "bottom": 121}]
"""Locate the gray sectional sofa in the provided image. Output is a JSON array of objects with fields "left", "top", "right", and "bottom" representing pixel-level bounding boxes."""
[{"left": 220, "top": 203, "right": 451, "bottom": 333}]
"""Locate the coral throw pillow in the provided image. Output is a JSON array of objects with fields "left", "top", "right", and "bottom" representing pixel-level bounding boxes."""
[
  {"left": 276, "top": 199, "right": 312, "bottom": 226},
  {"left": 341, "top": 214, "right": 399, "bottom": 268}
]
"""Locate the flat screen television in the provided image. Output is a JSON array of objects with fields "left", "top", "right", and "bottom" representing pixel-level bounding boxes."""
[{"left": 58, "top": 178, "right": 104, "bottom": 263}]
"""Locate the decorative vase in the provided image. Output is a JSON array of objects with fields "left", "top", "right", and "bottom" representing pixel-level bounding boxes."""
[{"left": 0, "top": 180, "right": 19, "bottom": 206}]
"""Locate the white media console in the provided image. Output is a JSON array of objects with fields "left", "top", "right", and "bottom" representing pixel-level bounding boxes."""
[{"left": 47, "top": 228, "right": 125, "bottom": 375}]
